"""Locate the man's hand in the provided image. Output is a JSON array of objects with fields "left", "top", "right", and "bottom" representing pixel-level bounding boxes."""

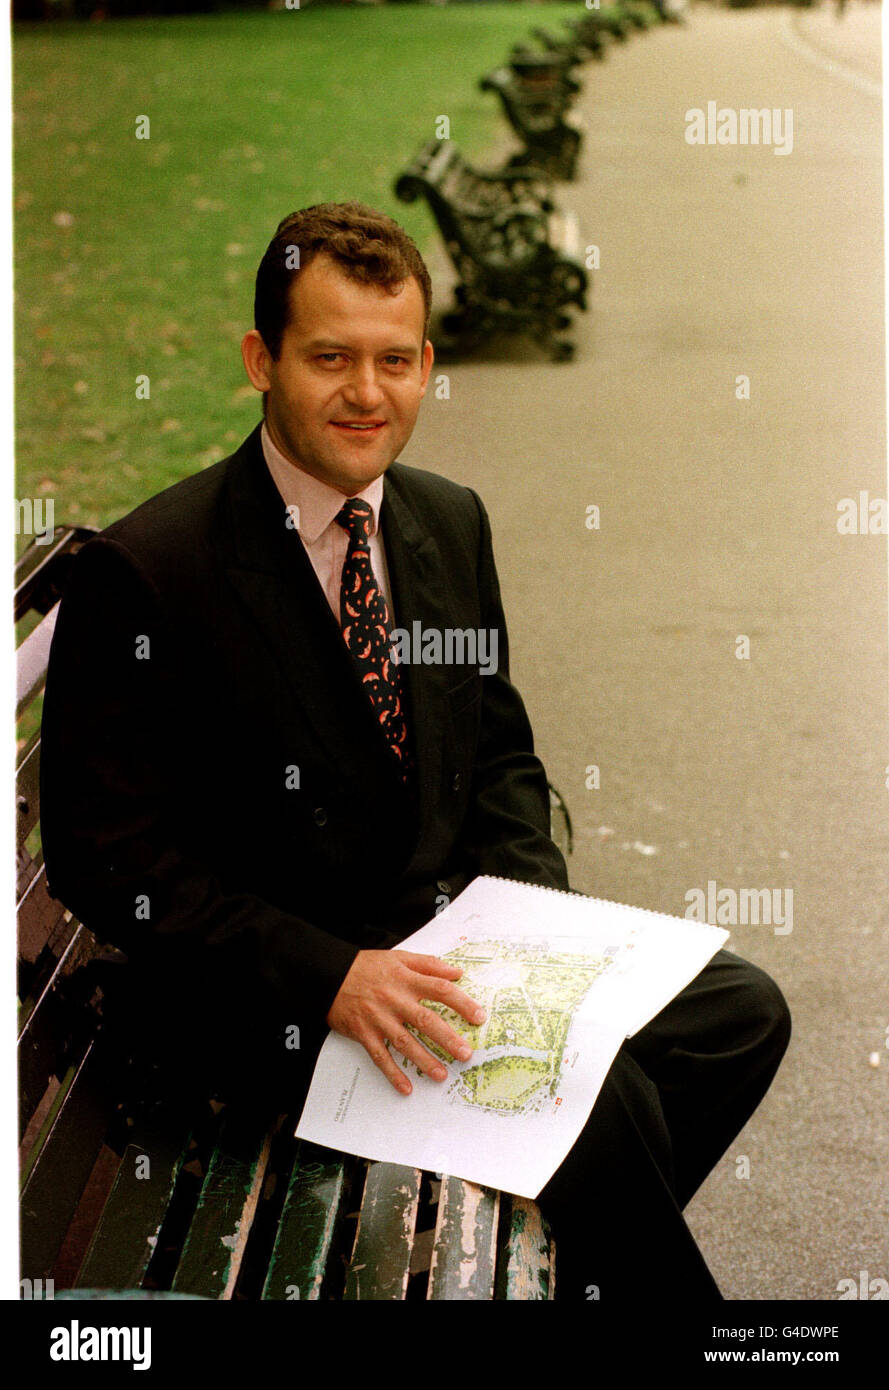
[{"left": 326, "top": 949, "right": 486, "bottom": 1095}]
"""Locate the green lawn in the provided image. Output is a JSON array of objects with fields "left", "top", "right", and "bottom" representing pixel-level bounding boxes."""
[{"left": 14, "top": 3, "right": 582, "bottom": 529}]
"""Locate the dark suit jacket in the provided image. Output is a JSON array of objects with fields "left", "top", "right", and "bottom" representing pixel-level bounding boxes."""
[{"left": 39, "top": 422, "right": 569, "bottom": 1103}]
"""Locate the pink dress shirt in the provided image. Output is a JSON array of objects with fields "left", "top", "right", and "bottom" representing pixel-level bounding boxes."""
[{"left": 260, "top": 422, "right": 396, "bottom": 625}]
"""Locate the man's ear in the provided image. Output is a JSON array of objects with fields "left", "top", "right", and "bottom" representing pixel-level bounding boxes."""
[
  {"left": 418, "top": 337, "right": 435, "bottom": 395},
  {"left": 241, "top": 329, "right": 273, "bottom": 393}
]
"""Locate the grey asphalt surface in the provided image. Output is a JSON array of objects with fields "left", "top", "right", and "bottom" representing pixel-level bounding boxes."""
[{"left": 402, "top": 2, "right": 888, "bottom": 1300}]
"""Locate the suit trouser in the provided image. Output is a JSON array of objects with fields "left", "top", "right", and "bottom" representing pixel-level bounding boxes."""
[{"left": 534, "top": 948, "right": 792, "bottom": 1303}]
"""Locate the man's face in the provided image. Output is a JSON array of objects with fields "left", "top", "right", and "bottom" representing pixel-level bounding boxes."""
[{"left": 241, "top": 253, "right": 434, "bottom": 495}]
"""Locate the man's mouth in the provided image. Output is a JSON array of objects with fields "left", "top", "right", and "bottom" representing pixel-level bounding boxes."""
[{"left": 331, "top": 420, "right": 386, "bottom": 433}]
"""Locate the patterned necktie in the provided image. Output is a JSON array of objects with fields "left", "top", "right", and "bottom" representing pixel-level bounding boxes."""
[{"left": 335, "top": 498, "right": 413, "bottom": 782}]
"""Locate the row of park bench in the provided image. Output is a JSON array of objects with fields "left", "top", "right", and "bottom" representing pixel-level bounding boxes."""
[
  {"left": 17, "top": 529, "right": 572, "bottom": 1299},
  {"left": 394, "top": 2, "right": 677, "bottom": 360}
]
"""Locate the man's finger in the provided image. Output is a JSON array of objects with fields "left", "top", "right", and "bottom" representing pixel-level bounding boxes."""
[
  {"left": 386, "top": 1024, "right": 454, "bottom": 1084},
  {"left": 413, "top": 975, "right": 486, "bottom": 1027},
  {"left": 408, "top": 1003, "right": 479, "bottom": 1064},
  {"left": 356, "top": 1030, "right": 414, "bottom": 1096},
  {"left": 394, "top": 951, "right": 463, "bottom": 979}
]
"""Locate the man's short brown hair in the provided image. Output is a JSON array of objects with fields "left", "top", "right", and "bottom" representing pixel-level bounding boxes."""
[{"left": 253, "top": 202, "right": 433, "bottom": 359}]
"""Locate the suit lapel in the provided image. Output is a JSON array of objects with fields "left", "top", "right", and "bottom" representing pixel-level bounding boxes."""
[
  {"left": 220, "top": 427, "right": 402, "bottom": 799},
  {"left": 218, "top": 428, "right": 459, "bottom": 867},
  {"left": 382, "top": 469, "right": 470, "bottom": 876}
]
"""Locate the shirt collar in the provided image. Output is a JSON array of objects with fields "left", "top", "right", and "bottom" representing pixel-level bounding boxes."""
[{"left": 260, "top": 421, "right": 385, "bottom": 543}]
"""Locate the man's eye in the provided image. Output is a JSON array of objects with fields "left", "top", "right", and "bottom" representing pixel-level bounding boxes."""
[
  {"left": 318, "top": 353, "right": 344, "bottom": 363},
  {"left": 384, "top": 356, "right": 407, "bottom": 367}
]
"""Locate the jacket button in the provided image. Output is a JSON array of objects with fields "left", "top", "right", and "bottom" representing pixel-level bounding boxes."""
[
  {"left": 437, "top": 880, "right": 451, "bottom": 896},
  {"left": 313, "top": 807, "right": 328, "bottom": 827},
  {"left": 451, "top": 772, "right": 462, "bottom": 793}
]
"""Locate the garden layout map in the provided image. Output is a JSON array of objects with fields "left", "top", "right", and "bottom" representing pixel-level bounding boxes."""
[
  {"left": 410, "top": 938, "right": 612, "bottom": 1116},
  {"left": 296, "top": 876, "right": 728, "bottom": 1197}
]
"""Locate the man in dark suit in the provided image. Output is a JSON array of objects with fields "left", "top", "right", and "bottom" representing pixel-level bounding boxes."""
[{"left": 39, "top": 202, "right": 790, "bottom": 1301}]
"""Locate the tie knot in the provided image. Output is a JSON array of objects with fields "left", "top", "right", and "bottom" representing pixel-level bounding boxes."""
[{"left": 335, "top": 498, "right": 374, "bottom": 544}]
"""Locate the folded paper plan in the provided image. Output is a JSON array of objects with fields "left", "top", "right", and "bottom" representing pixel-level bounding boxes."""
[{"left": 296, "top": 876, "right": 729, "bottom": 1198}]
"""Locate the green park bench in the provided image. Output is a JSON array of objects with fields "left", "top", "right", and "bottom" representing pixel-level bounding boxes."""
[
  {"left": 533, "top": 1, "right": 664, "bottom": 63},
  {"left": 526, "top": 22, "right": 606, "bottom": 65},
  {"left": 609, "top": 3, "right": 663, "bottom": 33},
  {"left": 581, "top": 7, "right": 633, "bottom": 42},
  {"left": 506, "top": 49, "right": 585, "bottom": 97},
  {"left": 510, "top": 38, "right": 588, "bottom": 74},
  {"left": 479, "top": 56, "right": 584, "bottom": 184},
  {"left": 17, "top": 528, "right": 571, "bottom": 1300},
  {"left": 395, "top": 138, "right": 588, "bottom": 361}
]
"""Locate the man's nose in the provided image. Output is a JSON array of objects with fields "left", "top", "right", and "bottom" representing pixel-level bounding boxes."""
[{"left": 340, "top": 362, "right": 385, "bottom": 410}]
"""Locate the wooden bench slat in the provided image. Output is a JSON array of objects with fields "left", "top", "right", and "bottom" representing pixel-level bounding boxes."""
[
  {"left": 20, "top": 1043, "right": 114, "bottom": 1280},
  {"left": 16, "top": 603, "right": 59, "bottom": 718},
  {"left": 16, "top": 734, "right": 42, "bottom": 853},
  {"left": 172, "top": 1104, "right": 276, "bottom": 1300},
  {"left": 261, "top": 1142, "right": 348, "bottom": 1301},
  {"left": 16, "top": 845, "right": 40, "bottom": 902},
  {"left": 19, "top": 914, "right": 101, "bottom": 1034},
  {"left": 19, "top": 1008, "right": 77, "bottom": 1146},
  {"left": 18, "top": 919, "right": 103, "bottom": 1139},
  {"left": 344, "top": 1162, "right": 421, "bottom": 1301},
  {"left": 427, "top": 1176, "right": 499, "bottom": 1301},
  {"left": 75, "top": 1113, "right": 195, "bottom": 1291},
  {"left": 14, "top": 526, "right": 95, "bottom": 621},
  {"left": 17, "top": 863, "right": 72, "bottom": 972},
  {"left": 497, "top": 1195, "right": 555, "bottom": 1300}
]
